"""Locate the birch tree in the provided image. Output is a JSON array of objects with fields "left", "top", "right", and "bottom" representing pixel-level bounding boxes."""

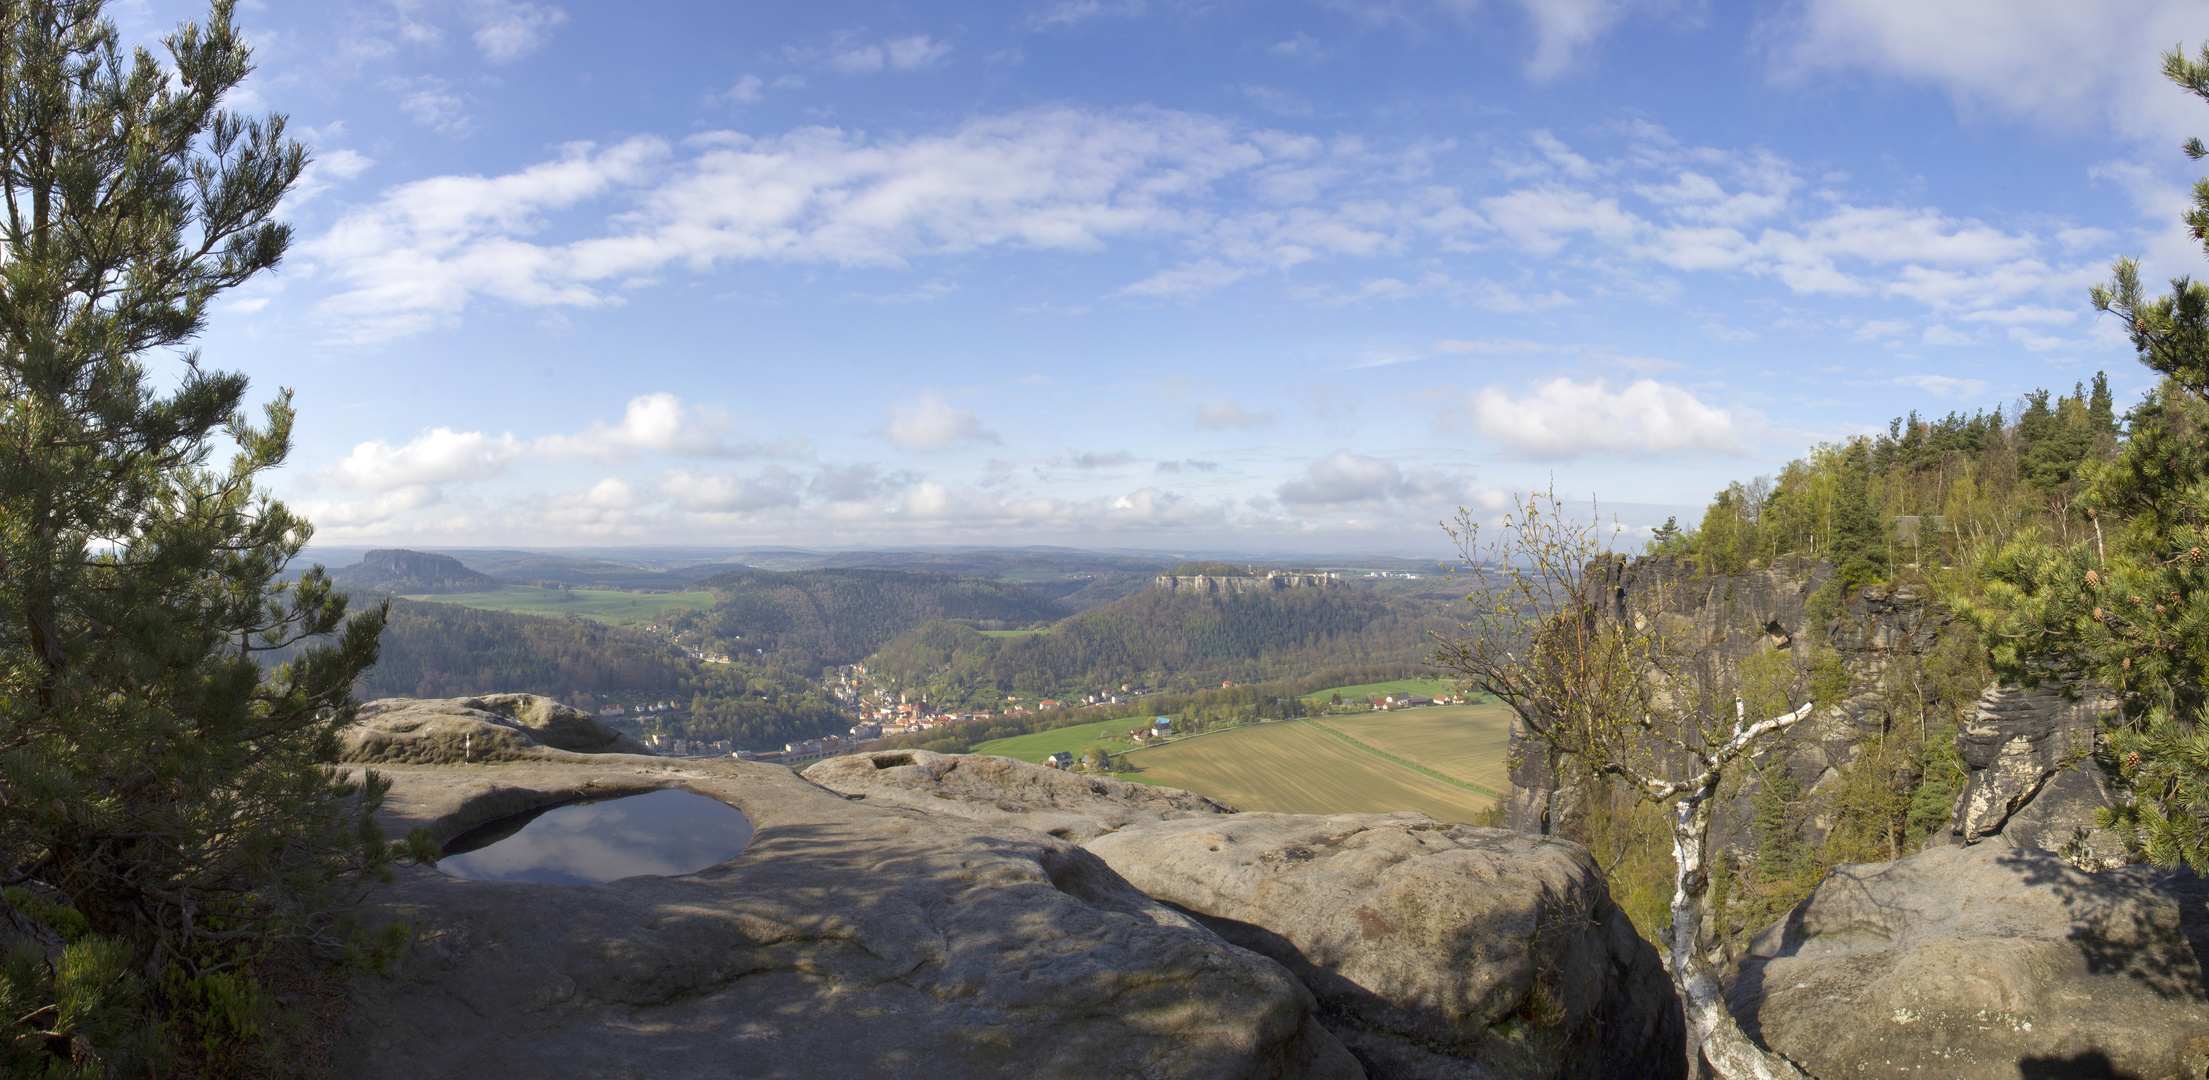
[{"left": 1432, "top": 487, "right": 1813, "bottom": 1080}]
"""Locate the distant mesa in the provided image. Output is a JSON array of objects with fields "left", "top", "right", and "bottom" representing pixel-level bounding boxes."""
[
  {"left": 1153, "top": 569, "right": 1337, "bottom": 594},
  {"left": 330, "top": 549, "right": 497, "bottom": 596}
]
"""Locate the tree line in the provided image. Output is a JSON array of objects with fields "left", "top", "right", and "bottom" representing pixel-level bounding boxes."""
[{"left": 681, "top": 568, "right": 1068, "bottom": 672}]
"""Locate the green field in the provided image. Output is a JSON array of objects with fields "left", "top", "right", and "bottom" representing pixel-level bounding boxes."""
[
  {"left": 980, "top": 628, "right": 1049, "bottom": 638},
  {"left": 1317, "top": 704, "right": 1514, "bottom": 796},
  {"left": 1119, "top": 720, "right": 1498, "bottom": 822},
  {"left": 399, "top": 585, "right": 716, "bottom": 627},
  {"left": 1300, "top": 678, "right": 1462, "bottom": 703},
  {"left": 973, "top": 717, "right": 1159, "bottom": 762}
]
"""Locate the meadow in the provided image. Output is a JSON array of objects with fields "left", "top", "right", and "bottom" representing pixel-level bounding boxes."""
[
  {"left": 399, "top": 585, "right": 717, "bottom": 627},
  {"left": 1118, "top": 720, "right": 1499, "bottom": 822},
  {"left": 972, "top": 716, "right": 1159, "bottom": 762},
  {"left": 1319, "top": 704, "right": 1514, "bottom": 796}
]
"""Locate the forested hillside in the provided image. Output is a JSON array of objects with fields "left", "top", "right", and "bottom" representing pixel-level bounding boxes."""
[
  {"left": 682, "top": 568, "right": 1070, "bottom": 670},
  {"left": 865, "top": 582, "right": 1456, "bottom": 704},
  {"left": 356, "top": 600, "right": 847, "bottom": 749},
  {"left": 359, "top": 599, "right": 692, "bottom": 699}
]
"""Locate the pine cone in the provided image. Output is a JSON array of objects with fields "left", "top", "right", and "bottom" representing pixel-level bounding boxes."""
[
  {"left": 2086, "top": 569, "right": 2101, "bottom": 587},
  {"left": 2191, "top": 547, "right": 2203, "bottom": 565}
]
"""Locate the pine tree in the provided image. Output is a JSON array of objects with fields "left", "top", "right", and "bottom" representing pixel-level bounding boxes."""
[
  {"left": 0, "top": 0, "right": 396, "bottom": 965},
  {"left": 1967, "top": 42, "right": 2209, "bottom": 869}
]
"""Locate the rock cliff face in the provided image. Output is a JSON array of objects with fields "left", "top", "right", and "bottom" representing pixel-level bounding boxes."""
[
  {"left": 1510, "top": 555, "right": 1961, "bottom": 854},
  {"left": 338, "top": 753, "right": 1360, "bottom": 1080},
  {"left": 1727, "top": 842, "right": 2209, "bottom": 1080},
  {"left": 1948, "top": 681, "right": 2125, "bottom": 864},
  {"left": 1154, "top": 572, "right": 1337, "bottom": 594}
]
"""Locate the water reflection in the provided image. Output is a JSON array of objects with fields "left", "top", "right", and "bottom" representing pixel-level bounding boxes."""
[{"left": 436, "top": 788, "right": 753, "bottom": 884}]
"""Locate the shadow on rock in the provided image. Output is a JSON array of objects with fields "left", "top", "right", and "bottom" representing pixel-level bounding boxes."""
[{"left": 2014, "top": 1049, "right": 2142, "bottom": 1080}]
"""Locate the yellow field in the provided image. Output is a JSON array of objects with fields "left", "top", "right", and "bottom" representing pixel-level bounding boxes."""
[
  {"left": 1321, "top": 703, "right": 1514, "bottom": 796},
  {"left": 1122, "top": 720, "right": 1498, "bottom": 823}
]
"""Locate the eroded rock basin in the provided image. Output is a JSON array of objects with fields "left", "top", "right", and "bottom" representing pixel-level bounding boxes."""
[{"left": 435, "top": 787, "right": 753, "bottom": 883}]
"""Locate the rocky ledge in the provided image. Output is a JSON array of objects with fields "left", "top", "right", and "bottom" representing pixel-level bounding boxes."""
[
  {"left": 1729, "top": 842, "right": 2209, "bottom": 1080},
  {"left": 807, "top": 749, "right": 1682, "bottom": 1080},
  {"left": 802, "top": 746, "right": 1235, "bottom": 842},
  {"left": 339, "top": 693, "right": 654, "bottom": 764},
  {"left": 335, "top": 708, "right": 1359, "bottom": 1080}
]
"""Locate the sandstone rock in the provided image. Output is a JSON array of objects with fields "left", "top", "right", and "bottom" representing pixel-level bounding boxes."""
[
  {"left": 1729, "top": 842, "right": 2209, "bottom": 1080},
  {"left": 803, "top": 748, "right": 1235, "bottom": 842},
  {"left": 338, "top": 694, "right": 652, "bottom": 764},
  {"left": 1950, "top": 682, "right": 2124, "bottom": 862},
  {"left": 336, "top": 754, "right": 1362, "bottom": 1080},
  {"left": 1085, "top": 812, "right": 1683, "bottom": 1080}
]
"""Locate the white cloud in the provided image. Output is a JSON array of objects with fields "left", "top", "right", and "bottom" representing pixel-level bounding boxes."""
[
  {"left": 1278, "top": 451, "right": 1404, "bottom": 505},
  {"left": 285, "top": 148, "right": 374, "bottom": 210},
  {"left": 1195, "top": 399, "right": 1273, "bottom": 429},
  {"left": 715, "top": 75, "right": 764, "bottom": 105},
  {"left": 302, "top": 136, "right": 669, "bottom": 339},
  {"left": 533, "top": 393, "right": 735, "bottom": 459},
  {"left": 885, "top": 35, "right": 953, "bottom": 70},
  {"left": 1275, "top": 451, "right": 1485, "bottom": 510},
  {"left": 1850, "top": 318, "right": 1912, "bottom": 341},
  {"left": 321, "top": 426, "right": 524, "bottom": 493},
  {"left": 1920, "top": 324, "right": 1976, "bottom": 346},
  {"left": 886, "top": 481, "right": 1232, "bottom": 534},
  {"left": 467, "top": 0, "right": 567, "bottom": 62},
  {"left": 882, "top": 390, "right": 996, "bottom": 450},
  {"left": 813, "top": 34, "right": 952, "bottom": 74},
  {"left": 808, "top": 464, "right": 903, "bottom": 502},
  {"left": 1469, "top": 378, "right": 1753, "bottom": 457},
  {"left": 1029, "top": 0, "right": 1146, "bottom": 29},
  {"left": 1958, "top": 305, "right": 2076, "bottom": 326},
  {"left": 385, "top": 76, "right": 471, "bottom": 136},
  {"left": 1120, "top": 260, "right": 1251, "bottom": 298},
  {"left": 299, "top": 108, "right": 2099, "bottom": 346},
  {"left": 1271, "top": 33, "right": 1323, "bottom": 59},
  {"left": 1516, "top": 0, "right": 1644, "bottom": 81},
  {"left": 1894, "top": 374, "right": 1989, "bottom": 399},
  {"left": 1060, "top": 450, "right": 1136, "bottom": 469},
  {"left": 1350, "top": 336, "right": 1555, "bottom": 369},
  {"left": 1778, "top": 0, "right": 2207, "bottom": 143},
  {"left": 309, "top": 107, "right": 1289, "bottom": 340},
  {"left": 660, "top": 468, "right": 803, "bottom": 513}
]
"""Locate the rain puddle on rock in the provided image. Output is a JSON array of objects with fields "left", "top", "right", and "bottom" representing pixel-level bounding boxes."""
[{"left": 435, "top": 788, "right": 753, "bottom": 884}]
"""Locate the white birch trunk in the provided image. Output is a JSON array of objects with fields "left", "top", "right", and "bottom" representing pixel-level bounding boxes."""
[{"left": 1662, "top": 704, "right": 1815, "bottom": 1080}]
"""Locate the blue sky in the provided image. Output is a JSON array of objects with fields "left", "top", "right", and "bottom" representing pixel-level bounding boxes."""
[{"left": 122, "top": 0, "right": 2209, "bottom": 553}]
